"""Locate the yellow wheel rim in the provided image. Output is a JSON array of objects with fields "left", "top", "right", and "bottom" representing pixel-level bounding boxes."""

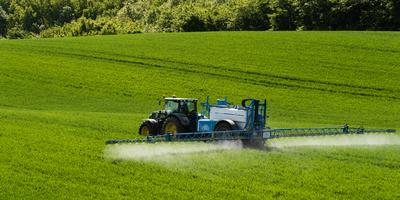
[
  {"left": 141, "top": 126, "right": 149, "bottom": 136},
  {"left": 165, "top": 122, "right": 177, "bottom": 134}
]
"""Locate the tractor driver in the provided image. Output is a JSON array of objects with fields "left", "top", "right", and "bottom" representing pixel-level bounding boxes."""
[{"left": 180, "top": 101, "right": 189, "bottom": 114}]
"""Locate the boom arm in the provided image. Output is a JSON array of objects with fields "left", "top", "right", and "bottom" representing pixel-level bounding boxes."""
[{"left": 106, "top": 127, "right": 396, "bottom": 145}]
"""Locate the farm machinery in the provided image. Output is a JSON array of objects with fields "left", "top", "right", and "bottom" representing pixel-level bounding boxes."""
[{"left": 106, "top": 97, "right": 396, "bottom": 148}]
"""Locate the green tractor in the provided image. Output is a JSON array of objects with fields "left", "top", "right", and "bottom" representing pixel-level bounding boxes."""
[{"left": 139, "top": 97, "right": 198, "bottom": 136}]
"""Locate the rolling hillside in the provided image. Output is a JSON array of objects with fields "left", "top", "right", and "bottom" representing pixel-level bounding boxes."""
[{"left": 0, "top": 32, "right": 399, "bottom": 199}]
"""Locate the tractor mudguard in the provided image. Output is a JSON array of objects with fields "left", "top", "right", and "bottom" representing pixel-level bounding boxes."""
[
  {"left": 144, "top": 119, "right": 158, "bottom": 124},
  {"left": 139, "top": 119, "right": 160, "bottom": 135},
  {"left": 169, "top": 113, "right": 190, "bottom": 126}
]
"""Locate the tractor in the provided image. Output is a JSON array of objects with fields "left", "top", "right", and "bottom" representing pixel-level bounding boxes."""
[
  {"left": 139, "top": 97, "right": 199, "bottom": 136},
  {"left": 138, "top": 96, "right": 267, "bottom": 137}
]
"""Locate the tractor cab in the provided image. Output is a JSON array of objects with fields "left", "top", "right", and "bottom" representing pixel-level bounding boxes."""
[{"left": 163, "top": 98, "right": 198, "bottom": 114}]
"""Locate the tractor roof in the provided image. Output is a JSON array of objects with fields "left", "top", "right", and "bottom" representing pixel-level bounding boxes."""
[{"left": 164, "top": 97, "right": 198, "bottom": 101}]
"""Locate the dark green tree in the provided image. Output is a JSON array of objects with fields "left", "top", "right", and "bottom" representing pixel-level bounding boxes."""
[
  {"left": 296, "top": 0, "right": 333, "bottom": 30},
  {"left": 22, "top": 6, "right": 36, "bottom": 32},
  {"left": 181, "top": 15, "right": 206, "bottom": 32},
  {"left": 268, "top": 0, "right": 297, "bottom": 30},
  {"left": 390, "top": 0, "right": 400, "bottom": 30},
  {"left": 233, "top": 0, "right": 270, "bottom": 30},
  {"left": 0, "top": 6, "right": 7, "bottom": 36},
  {"left": 59, "top": 5, "right": 74, "bottom": 24}
]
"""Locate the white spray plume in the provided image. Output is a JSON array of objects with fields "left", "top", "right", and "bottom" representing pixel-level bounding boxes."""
[
  {"left": 104, "top": 140, "right": 242, "bottom": 161},
  {"left": 268, "top": 134, "right": 400, "bottom": 148}
]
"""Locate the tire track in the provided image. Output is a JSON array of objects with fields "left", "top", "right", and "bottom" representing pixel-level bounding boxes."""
[
  {"left": 119, "top": 54, "right": 400, "bottom": 93},
  {"left": 5, "top": 43, "right": 397, "bottom": 94},
  {"left": 46, "top": 50, "right": 400, "bottom": 100},
  {"left": 4, "top": 46, "right": 400, "bottom": 100},
  {"left": 84, "top": 49, "right": 400, "bottom": 95}
]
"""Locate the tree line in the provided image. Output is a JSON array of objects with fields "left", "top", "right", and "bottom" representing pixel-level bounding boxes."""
[{"left": 0, "top": 0, "right": 399, "bottom": 39}]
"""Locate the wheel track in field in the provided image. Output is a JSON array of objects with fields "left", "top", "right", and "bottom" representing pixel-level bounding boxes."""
[
  {"left": 110, "top": 52, "right": 399, "bottom": 93},
  {"left": 18, "top": 43, "right": 398, "bottom": 94},
  {"left": 59, "top": 50, "right": 400, "bottom": 100},
  {"left": 3, "top": 45, "right": 400, "bottom": 100}
]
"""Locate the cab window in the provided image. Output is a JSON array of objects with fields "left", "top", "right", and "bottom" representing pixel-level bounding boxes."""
[
  {"left": 164, "top": 101, "right": 179, "bottom": 111},
  {"left": 186, "top": 101, "right": 196, "bottom": 112}
]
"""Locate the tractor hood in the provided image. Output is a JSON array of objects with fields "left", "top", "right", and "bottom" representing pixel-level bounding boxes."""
[{"left": 149, "top": 110, "right": 172, "bottom": 119}]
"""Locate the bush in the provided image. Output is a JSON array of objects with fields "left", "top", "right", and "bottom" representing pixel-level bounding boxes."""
[
  {"left": 231, "top": 0, "right": 270, "bottom": 30},
  {"left": 40, "top": 16, "right": 141, "bottom": 38},
  {"left": 174, "top": 5, "right": 207, "bottom": 32},
  {"left": 6, "top": 26, "right": 29, "bottom": 39},
  {"left": 40, "top": 26, "right": 65, "bottom": 38}
]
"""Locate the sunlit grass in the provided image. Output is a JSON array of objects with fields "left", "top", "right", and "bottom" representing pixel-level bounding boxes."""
[{"left": 0, "top": 32, "right": 399, "bottom": 199}]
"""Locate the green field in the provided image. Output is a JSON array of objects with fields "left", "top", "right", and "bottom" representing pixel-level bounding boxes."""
[{"left": 0, "top": 32, "right": 399, "bottom": 199}]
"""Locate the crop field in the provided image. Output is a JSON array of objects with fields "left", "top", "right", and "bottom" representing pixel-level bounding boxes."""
[{"left": 0, "top": 32, "right": 399, "bottom": 199}]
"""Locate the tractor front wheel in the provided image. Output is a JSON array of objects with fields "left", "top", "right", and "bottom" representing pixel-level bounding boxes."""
[
  {"left": 139, "top": 121, "right": 158, "bottom": 136},
  {"left": 161, "top": 117, "right": 184, "bottom": 134}
]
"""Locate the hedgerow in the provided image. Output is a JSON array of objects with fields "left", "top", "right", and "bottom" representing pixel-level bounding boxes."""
[{"left": 0, "top": 0, "right": 399, "bottom": 38}]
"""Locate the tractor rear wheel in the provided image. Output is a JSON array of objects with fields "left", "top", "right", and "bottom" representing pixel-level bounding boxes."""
[
  {"left": 161, "top": 117, "right": 184, "bottom": 134},
  {"left": 139, "top": 121, "right": 158, "bottom": 136},
  {"left": 214, "top": 121, "right": 233, "bottom": 131}
]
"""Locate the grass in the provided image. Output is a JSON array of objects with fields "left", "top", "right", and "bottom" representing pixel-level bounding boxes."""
[{"left": 0, "top": 31, "right": 399, "bottom": 199}]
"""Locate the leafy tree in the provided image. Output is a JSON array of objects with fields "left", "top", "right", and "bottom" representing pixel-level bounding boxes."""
[
  {"left": 59, "top": 5, "right": 74, "bottom": 25},
  {"left": 6, "top": 25, "right": 27, "bottom": 39},
  {"left": 0, "top": 6, "right": 7, "bottom": 36},
  {"left": 296, "top": 0, "right": 333, "bottom": 30},
  {"left": 118, "top": 0, "right": 148, "bottom": 21},
  {"left": 174, "top": 4, "right": 206, "bottom": 32},
  {"left": 1, "top": 0, "right": 400, "bottom": 39},
  {"left": 232, "top": 0, "right": 270, "bottom": 30},
  {"left": 268, "top": 0, "right": 297, "bottom": 30},
  {"left": 392, "top": 0, "right": 400, "bottom": 30},
  {"left": 22, "top": 6, "right": 36, "bottom": 32},
  {"left": 181, "top": 15, "right": 206, "bottom": 31}
]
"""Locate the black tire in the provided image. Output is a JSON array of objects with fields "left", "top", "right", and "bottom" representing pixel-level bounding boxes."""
[
  {"left": 214, "top": 121, "right": 233, "bottom": 131},
  {"left": 139, "top": 121, "right": 158, "bottom": 136},
  {"left": 161, "top": 117, "right": 185, "bottom": 134}
]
